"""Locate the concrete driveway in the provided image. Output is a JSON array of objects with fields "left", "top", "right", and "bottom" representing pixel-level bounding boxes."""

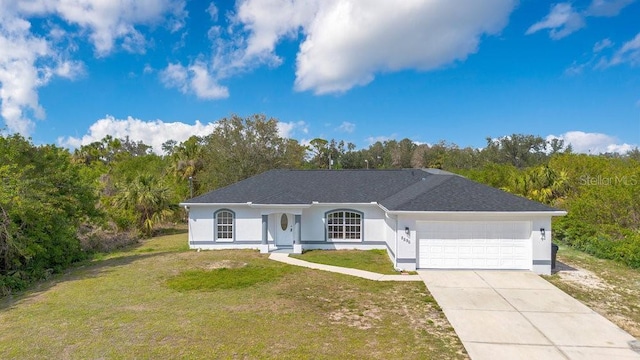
[{"left": 419, "top": 270, "right": 640, "bottom": 360}]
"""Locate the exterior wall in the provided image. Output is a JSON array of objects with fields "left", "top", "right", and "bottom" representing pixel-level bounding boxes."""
[
  {"left": 396, "top": 215, "right": 419, "bottom": 271},
  {"left": 384, "top": 215, "right": 397, "bottom": 266},
  {"left": 187, "top": 204, "right": 393, "bottom": 253},
  {"left": 300, "top": 204, "right": 388, "bottom": 244},
  {"left": 187, "top": 205, "right": 263, "bottom": 250},
  {"left": 531, "top": 217, "right": 553, "bottom": 275}
]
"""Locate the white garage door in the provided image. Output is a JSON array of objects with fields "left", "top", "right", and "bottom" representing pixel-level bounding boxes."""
[{"left": 417, "top": 221, "right": 531, "bottom": 270}]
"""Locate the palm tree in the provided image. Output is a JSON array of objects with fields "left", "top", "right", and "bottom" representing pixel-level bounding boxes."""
[{"left": 113, "top": 174, "right": 176, "bottom": 237}]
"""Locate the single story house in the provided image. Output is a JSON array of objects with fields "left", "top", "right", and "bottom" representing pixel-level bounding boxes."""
[{"left": 180, "top": 169, "right": 566, "bottom": 274}]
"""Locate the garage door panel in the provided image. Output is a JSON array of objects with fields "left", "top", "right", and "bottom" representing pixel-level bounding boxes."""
[
  {"left": 484, "top": 259, "right": 500, "bottom": 267},
  {"left": 471, "top": 246, "right": 485, "bottom": 255},
  {"left": 418, "top": 221, "right": 531, "bottom": 270},
  {"left": 458, "top": 246, "right": 472, "bottom": 254},
  {"left": 459, "top": 259, "right": 473, "bottom": 267}
]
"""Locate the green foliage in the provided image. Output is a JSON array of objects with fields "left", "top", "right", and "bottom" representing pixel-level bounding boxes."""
[
  {"left": 163, "top": 135, "right": 205, "bottom": 199},
  {"left": 0, "top": 134, "right": 98, "bottom": 294},
  {"left": 481, "top": 134, "right": 568, "bottom": 168},
  {"left": 543, "top": 154, "right": 640, "bottom": 267},
  {"left": 457, "top": 163, "right": 518, "bottom": 190},
  {"left": 113, "top": 174, "right": 176, "bottom": 237},
  {"left": 198, "top": 114, "right": 307, "bottom": 190},
  {"left": 555, "top": 218, "right": 640, "bottom": 268},
  {"left": 72, "top": 135, "right": 151, "bottom": 165}
]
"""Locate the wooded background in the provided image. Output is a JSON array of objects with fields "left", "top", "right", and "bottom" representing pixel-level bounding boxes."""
[{"left": 2, "top": 114, "right": 639, "bottom": 294}]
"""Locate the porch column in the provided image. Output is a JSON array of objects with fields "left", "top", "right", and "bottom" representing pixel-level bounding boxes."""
[
  {"left": 294, "top": 215, "right": 301, "bottom": 244},
  {"left": 261, "top": 215, "right": 268, "bottom": 245}
]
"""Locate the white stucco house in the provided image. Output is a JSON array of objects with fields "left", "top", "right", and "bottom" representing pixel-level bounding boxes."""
[{"left": 180, "top": 169, "right": 566, "bottom": 274}]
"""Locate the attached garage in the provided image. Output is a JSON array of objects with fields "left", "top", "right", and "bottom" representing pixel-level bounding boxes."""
[{"left": 417, "top": 221, "right": 532, "bottom": 270}]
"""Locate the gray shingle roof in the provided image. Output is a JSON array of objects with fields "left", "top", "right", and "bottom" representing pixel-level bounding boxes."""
[{"left": 184, "top": 169, "right": 559, "bottom": 212}]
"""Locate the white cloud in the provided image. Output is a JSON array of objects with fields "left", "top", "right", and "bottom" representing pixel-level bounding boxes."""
[
  {"left": 0, "top": 15, "right": 53, "bottom": 134},
  {"left": 12, "top": 0, "right": 186, "bottom": 56},
  {"left": 294, "top": 0, "right": 515, "bottom": 94},
  {"left": 50, "top": 0, "right": 186, "bottom": 56},
  {"left": 207, "top": 3, "right": 219, "bottom": 22},
  {"left": 188, "top": 62, "right": 229, "bottom": 99},
  {"left": 527, "top": 1, "right": 634, "bottom": 40},
  {"left": 593, "top": 38, "right": 614, "bottom": 52},
  {"left": 586, "top": 0, "right": 635, "bottom": 17},
  {"left": 277, "top": 120, "right": 308, "bottom": 138},
  {"left": 59, "top": 115, "right": 218, "bottom": 154},
  {"left": 199, "top": 0, "right": 515, "bottom": 96},
  {"left": 564, "top": 61, "right": 586, "bottom": 76},
  {"left": 0, "top": 0, "right": 186, "bottom": 135},
  {"left": 526, "top": 3, "right": 585, "bottom": 40},
  {"left": 546, "top": 131, "right": 636, "bottom": 154},
  {"left": 143, "top": 64, "right": 154, "bottom": 74},
  {"left": 336, "top": 121, "right": 355, "bottom": 133},
  {"left": 366, "top": 134, "right": 397, "bottom": 145},
  {"left": 160, "top": 61, "right": 229, "bottom": 99},
  {"left": 160, "top": 62, "right": 188, "bottom": 90},
  {"left": 235, "top": 0, "right": 319, "bottom": 64},
  {"left": 607, "top": 32, "right": 640, "bottom": 67}
]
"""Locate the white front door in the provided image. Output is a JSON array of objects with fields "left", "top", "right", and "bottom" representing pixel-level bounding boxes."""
[{"left": 275, "top": 213, "right": 294, "bottom": 247}]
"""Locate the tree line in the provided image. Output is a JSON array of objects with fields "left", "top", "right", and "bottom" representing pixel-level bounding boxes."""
[{"left": 1, "top": 114, "right": 639, "bottom": 294}]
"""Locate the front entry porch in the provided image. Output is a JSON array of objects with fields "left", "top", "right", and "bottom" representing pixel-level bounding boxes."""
[{"left": 260, "top": 212, "right": 302, "bottom": 254}]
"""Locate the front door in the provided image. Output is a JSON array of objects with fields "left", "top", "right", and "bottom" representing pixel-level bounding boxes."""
[{"left": 275, "top": 213, "right": 294, "bottom": 247}]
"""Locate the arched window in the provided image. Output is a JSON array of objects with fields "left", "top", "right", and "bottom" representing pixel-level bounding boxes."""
[
  {"left": 326, "top": 210, "right": 363, "bottom": 241},
  {"left": 215, "top": 209, "right": 235, "bottom": 241}
]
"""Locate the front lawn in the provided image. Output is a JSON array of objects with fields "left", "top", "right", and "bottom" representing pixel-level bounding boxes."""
[
  {"left": 0, "top": 233, "right": 466, "bottom": 359},
  {"left": 291, "top": 249, "right": 400, "bottom": 274},
  {"left": 545, "top": 244, "right": 640, "bottom": 338}
]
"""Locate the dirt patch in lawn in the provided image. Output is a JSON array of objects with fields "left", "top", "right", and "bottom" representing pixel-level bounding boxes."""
[
  {"left": 546, "top": 249, "right": 640, "bottom": 339},
  {"left": 554, "top": 262, "right": 611, "bottom": 291},
  {"left": 196, "top": 259, "right": 248, "bottom": 270},
  {"left": 328, "top": 303, "right": 382, "bottom": 330}
]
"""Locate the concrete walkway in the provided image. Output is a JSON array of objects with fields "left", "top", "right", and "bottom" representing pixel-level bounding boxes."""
[
  {"left": 419, "top": 270, "right": 640, "bottom": 360},
  {"left": 268, "top": 253, "right": 421, "bottom": 281}
]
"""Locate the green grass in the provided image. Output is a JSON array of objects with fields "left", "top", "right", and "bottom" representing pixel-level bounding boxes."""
[
  {"left": 291, "top": 249, "right": 402, "bottom": 275},
  {"left": 0, "top": 232, "right": 466, "bottom": 359},
  {"left": 544, "top": 244, "right": 640, "bottom": 338},
  {"left": 167, "top": 264, "right": 298, "bottom": 291}
]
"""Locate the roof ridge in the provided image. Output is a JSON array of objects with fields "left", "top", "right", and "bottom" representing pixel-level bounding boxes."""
[{"left": 381, "top": 174, "right": 455, "bottom": 209}]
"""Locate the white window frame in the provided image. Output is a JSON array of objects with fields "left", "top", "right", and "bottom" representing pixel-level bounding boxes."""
[
  {"left": 326, "top": 209, "right": 363, "bottom": 242},
  {"left": 214, "top": 209, "right": 235, "bottom": 242}
]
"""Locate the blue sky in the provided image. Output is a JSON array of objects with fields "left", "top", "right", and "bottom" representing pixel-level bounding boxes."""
[{"left": 1, "top": 0, "right": 639, "bottom": 154}]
